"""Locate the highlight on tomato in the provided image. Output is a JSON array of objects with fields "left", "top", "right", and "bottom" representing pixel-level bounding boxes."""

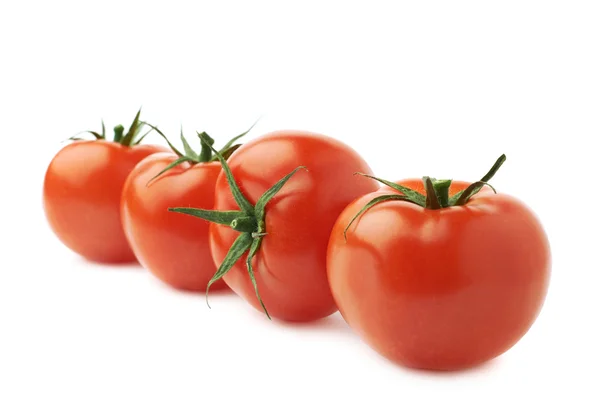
[
  {"left": 327, "top": 155, "right": 551, "bottom": 371},
  {"left": 43, "top": 110, "right": 167, "bottom": 263},
  {"left": 121, "top": 124, "right": 252, "bottom": 292},
  {"left": 169, "top": 131, "right": 379, "bottom": 322}
]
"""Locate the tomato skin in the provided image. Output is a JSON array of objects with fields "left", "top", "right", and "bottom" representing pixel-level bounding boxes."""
[
  {"left": 43, "top": 140, "right": 167, "bottom": 263},
  {"left": 210, "top": 131, "right": 379, "bottom": 322},
  {"left": 327, "top": 179, "right": 551, "bottom": 370},
  {"left": 121, "top": 154, "right": 226, "bottom": 292}
]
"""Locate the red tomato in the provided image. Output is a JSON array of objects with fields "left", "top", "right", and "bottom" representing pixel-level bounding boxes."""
[
  {"left": 173, "top": 131, "right": 378, "bottom": 322},
  {"left": 327, "top": 160, "right": 551, "bottom": 370},
  {"left": 43, "top": 112, "right": 167, "bottom": 263},
  {"left": 44, "top": 141, "right": 167, "bottom": 263},
  {"left": 121, "top": 157, "right": 224, "bottom": 292},
  {"left": 121, "top": 126, "right": 250, "bottom": 291}
]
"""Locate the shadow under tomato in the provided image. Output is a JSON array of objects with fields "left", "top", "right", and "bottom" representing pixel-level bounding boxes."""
[
  {"left": 410, "top": 357, "right": 503, "bottom": 377},
  {"left": 154, "top": 280, "right": 236, "bottom": 297},
  {"left": 274, "top": 311, "right": 355, "bottom": 336},
  {"left": 81, "top": 256, "right": 141, "bottom": 267},
  {"left": 369, "top": 349, "right": 504, "bottom": 377}
]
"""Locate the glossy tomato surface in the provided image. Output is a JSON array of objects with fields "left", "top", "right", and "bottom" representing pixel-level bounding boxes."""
[
  {"left": 210, "top": 131, "right": 378, "bottom": 322},
  {"left": 43, "top": 140, "right": 167, "bottom": 263},
  {"left": 327, "top": 179, "right": 551, "bottom": 370},
  {"left": 121, "top": 154, "right": 226, "bottom": 292}
]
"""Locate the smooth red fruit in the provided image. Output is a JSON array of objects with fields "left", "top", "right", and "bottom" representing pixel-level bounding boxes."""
[
  {"left": 210, "top": 131, "right": 379, "bottom": 322},
  {"left": 327, "top": 179, "right": 551, "bottom": 371},
  {"left": 43, "top": 141, "right": 167, "bottom": 263},
  {"left": 121, "top": 154, "right": 226, "bottom": 292}
]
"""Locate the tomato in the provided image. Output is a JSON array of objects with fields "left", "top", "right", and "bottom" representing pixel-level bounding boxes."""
[
  {"left": 171, "top": 131, "right": 378, "bottom": 322},
  {"left": 327, "top": 156, "right": 551, "bottom": 371},
  {"left": 121, "top": 127, "right": 247, "bottom": 292},
  {"left": 43, "top": 111, "right": 167, "bottom": 263}
]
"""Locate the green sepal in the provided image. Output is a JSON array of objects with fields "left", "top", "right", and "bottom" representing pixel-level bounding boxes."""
[
  {"left": 67, "top": 110, "right": 154, "bottom": 145},
  {"left": 199, "top": 131, "right": 255, "bottom": 215},
  {"left": 146, "top": 156, "right": 192, "bottom": 185},
  {"left": 344, "top": 154, "right": 507, "bottom": 240},
  {"left": 69, "top": 130, "right": 104, "bottom": 141},
  {"left": 205, "top": 233, "right": 253, "bottom": 307},
  {"left": 133, "top": 127, "right": 155, "bottom": 145},
  {"left": 481, "top": 154, "right": 507, "bottom": 182},
  {"left": 453, "top": 181, "right": 498, "bottom": 206},
  {"left": 449, "top": 154, "right": 506, "bottom": 205},
  {"left": 355, "top": 172, "right": 426, "bottom": 207},
  {"left": 198, "top": 131, "right": 215, "bottom": 162},
  {"left": 142, "top": 122, "right": 184, "bottom": 157},
  {"left": 142, "top": 122, "right": 254, "bottom": 185},
  {"left": 343, "top": 194, "right": 414, "bottom": 241},
  {"left": 120, "top": 108, "right": 143, "bottom": 147},
  {"left": 219, "top": 144, "right": 241, "bottom": 161},
  {"left": 180, "top": 126, "right": 199, "bottom": 160},
  {"left": 169, "top": 208, "right": 244, "bottom": 226},
  {"left": 69, "top": 119, "right": 106, "bottom": 140},
  {"left": 212, "top": 118, "right": 260, "bottom": 160},
  {"left": 247, "top": 237, "right": 270, "bottom": 319},
  {"left": 255, "top": 166, "right": 307, "bottom": 223},
  {"left": 173, "top": 129, "right": 305, "bottom": 319}
]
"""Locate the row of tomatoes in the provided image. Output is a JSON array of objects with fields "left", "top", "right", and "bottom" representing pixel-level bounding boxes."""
[{"left": 43, "top": 111, "right": 551, "bottom": 371}]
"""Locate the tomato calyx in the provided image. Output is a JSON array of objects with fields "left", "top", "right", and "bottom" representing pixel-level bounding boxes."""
[
  {"left": 68, "top": 109, "right": 155, "bottom": 147},
  {"left": 344, "top": 154, "right": 507, "bottom": 240},
  {"left": 169, "top": 135, "right": 307, "bottom": 319},
  {"left": 143, "top": 122, "right": 257, "bottom": 184}
]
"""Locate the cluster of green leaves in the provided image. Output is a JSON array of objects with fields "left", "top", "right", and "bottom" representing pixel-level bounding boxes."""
[
  {"left": 144, "top": 122, "right": 257, "bottom": 182},
  {"left": 169, "top": 135, "right": 306, "bottom": 319},
  {"left": 344, "top": 154, "right": 506, "bottom": 240},
  {"left": 69, "top": 109, "right": 153, "bottom": 147}
]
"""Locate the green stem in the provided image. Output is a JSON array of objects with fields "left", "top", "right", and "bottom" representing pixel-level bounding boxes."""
[
  {"left": 230, "top": 216, "right": 258, "bottom": 233},
  {"left": 113, "top": 125, "right": 124, "bottom": 143},
  {"left": 432, "top": 179, "right": 452, "bottom": 208}
]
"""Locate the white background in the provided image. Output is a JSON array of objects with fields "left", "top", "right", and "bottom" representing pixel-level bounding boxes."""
[{"left": 1, "top": 1, "right": 599, "bottom": 419}]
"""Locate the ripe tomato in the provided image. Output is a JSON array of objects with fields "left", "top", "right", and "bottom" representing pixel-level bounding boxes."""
[
  {"left": 121, "top": 126, "right": 247, "bottom": 292},
  {"left": 171, "top": 131, "right": 378, "bottom": 322},
  {"left": 327, "top": 156, "right": 551, "bottom": 370},
  {"left": 43, "top": 111, "right": 167, "bottom": 263}
]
